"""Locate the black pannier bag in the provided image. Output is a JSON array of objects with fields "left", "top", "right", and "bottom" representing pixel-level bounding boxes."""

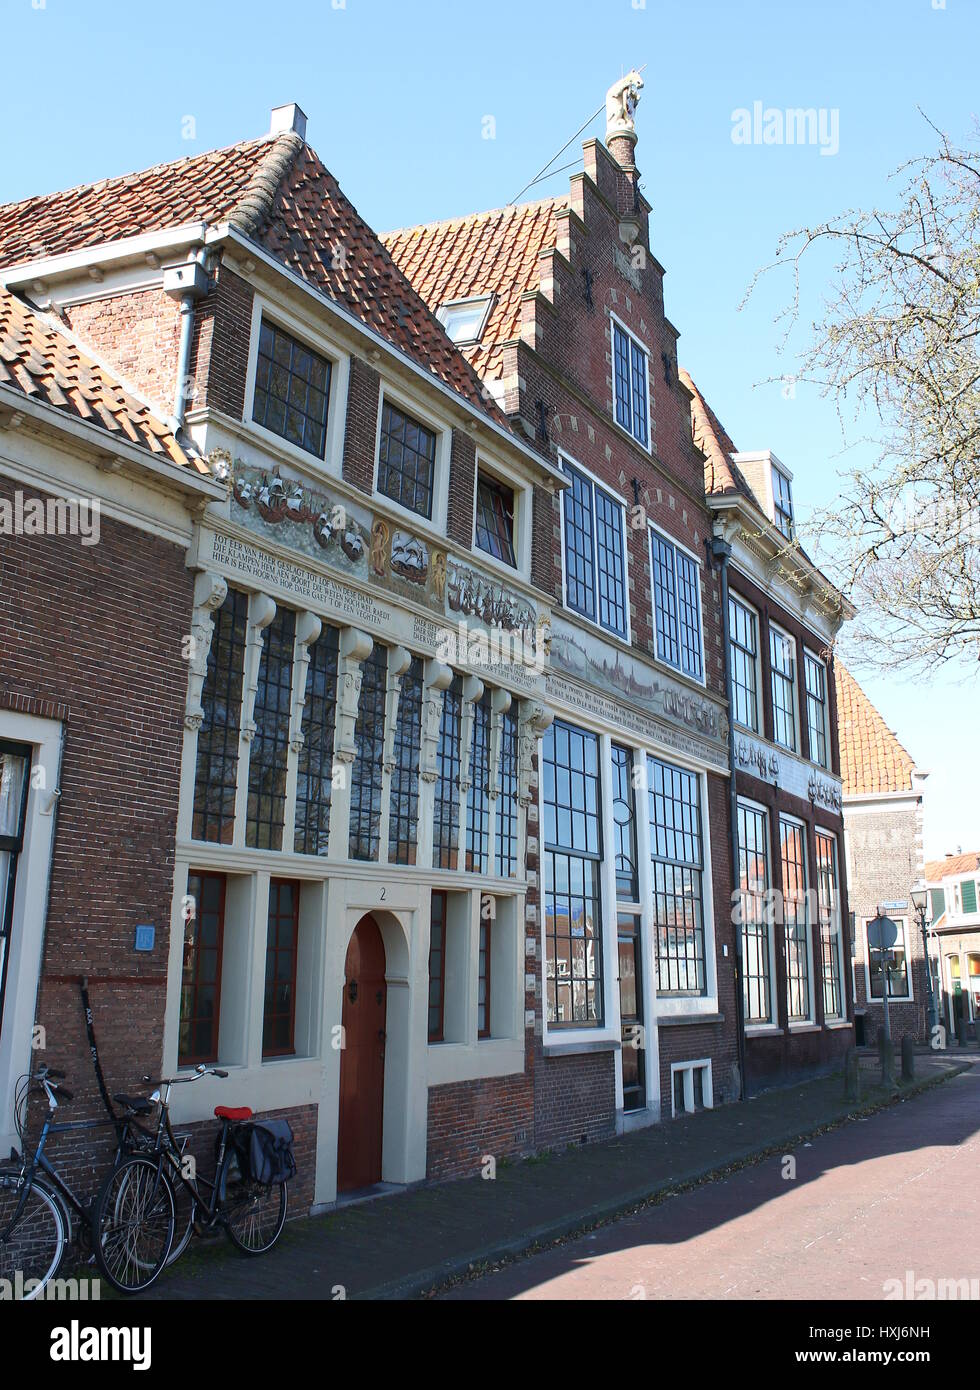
[{"left": 243, "top": 1119, "right": 297, "bottom": 1186}]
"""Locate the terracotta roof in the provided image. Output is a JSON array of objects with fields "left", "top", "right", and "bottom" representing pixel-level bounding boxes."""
[
  {"left": 0, "top": 287, "right": 204, "bottom": 470},
  {"left": 834, "top": 662, "right": 917, "bottom": 797},
  {"left": 924, "top": 851, "right": 980, "bottom": 882},
  {"left": 0, "top": 134, "right": 506, "bottom": 427},
  {"left": 381, "top": 197, "right": 566, "bottom": 380},
  {"left": 678, "top": 368, "right": 756, "bottom": 501}
]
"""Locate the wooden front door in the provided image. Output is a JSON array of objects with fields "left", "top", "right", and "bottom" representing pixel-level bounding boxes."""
[{"left": 337, "top": 916, "right": 387, "bottom": 1192}]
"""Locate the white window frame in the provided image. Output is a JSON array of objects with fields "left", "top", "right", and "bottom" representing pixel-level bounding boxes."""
[
  {"left": 729, "top": 590, "right": 762, "bottom": 731},
  {"left": 737, "top": 795, "right": 780, "bottom": 1033},
  {"left": 771, "top": 464, "right": 795, "bottom": 539},
  {"left": 609, "top": 311, "right": 653, "bottom": 453},
  {"left": 436, "top": 294, "right": 495, "bottom": 346},
  {"left": 471, "top": 452, "right": 532, "bottom": 579},
  {"left": 373, "top": 383, "right": 452, "bottom": 538},
  {"left": 0, "top": 711, "right": 62, "bottom": 1156},
  {"left": 769, "top": 621, "right": 799, "bottom": 753},
  {"left": 558, "top": 451, "right": 632, "bottom": 644},
  {"left": 863, "top": 916, "right": 914, "bottom": 1004},
  {"left": 803, "top": 647, "right": 830, "bottom": 769},
  {"left": 243, "top": 294, "right": 349, "bottom": 477},
  {"left": 815, "top": 828, "right": 846, "bottom": 1022},
  {"left": 670, "top": 1058, "right": 713, "bottom": 1117},
  {"left": 648, "top": 523, "right": 706, "bottom": 686},
  {"left": 779, "top": 811, "right": 815, "bottom": 1026}
]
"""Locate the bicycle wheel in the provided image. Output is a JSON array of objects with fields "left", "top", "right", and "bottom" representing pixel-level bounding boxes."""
[
  {"left": 223, "top": 1177, "right": 287, "bottom": 1255},
  {"left": 166, "top": 1179, "right": 196, "bottom": 1265},
  {"left": 94, "top": 1156, "right": 175, "bottom": 1294},
  {"left": 0, "top": 1173, "right": 66, "bottom": 1298}
]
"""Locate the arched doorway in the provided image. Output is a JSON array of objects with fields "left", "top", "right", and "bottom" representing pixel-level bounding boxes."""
[{"left": 337, "top": 915, "right": 387, "bottom": 1192}]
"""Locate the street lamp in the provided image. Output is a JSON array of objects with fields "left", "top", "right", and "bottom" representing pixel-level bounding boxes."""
[{"left": 910, "top": 885, "right": 938, "bottom": 1034}]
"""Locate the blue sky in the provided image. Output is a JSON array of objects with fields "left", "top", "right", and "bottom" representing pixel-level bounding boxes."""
[{"left": 3, "top": 0, "right": 977, "bottom": 859}]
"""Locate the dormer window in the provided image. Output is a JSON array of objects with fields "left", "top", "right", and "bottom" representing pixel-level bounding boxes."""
[
  {"left": 773, "top": 466, "right": 795, "bottom": 539},
  {"left": 436, "top": 296, "right": 494, "bottom": 346},
  {"left": 475, "top": 471, "right": 516, "bottom": 567},
  {"left": 612, "top": 317, "right": 649, "bottom": 449}
]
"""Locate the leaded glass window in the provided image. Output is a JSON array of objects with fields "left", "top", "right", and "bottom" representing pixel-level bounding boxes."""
[
  {"left": 738, "top": 801, "right": 772, "bottom": 1023},
  {"left": 193, "top": 587, "right": 248, "bottom": 843},
  {"left": 561, "top": 460, "right": 627, "bottom": 639},
  {"left": 475, "top": 473, "right": 517, "bottom": 567},
  {"left": 780, "top": 817, "right": 811, "bottom": 1021},
  {"left": 805, "top": 651, "right": 828, "bottom": 768},
  {"left": 246, "top": 606, "right": 295, "bottom": 850},
  {"left": 729, "top": 594, "right": 758, "bottom": 731},
  {"left": 465, "top": 693, "right": 492, "bottom": 873},
  {"left": 263, "top": 879, "right": 299, "bottom": 1057},
  {"left": 377, "top": 400, "right": 436, "bottom": 519},
  {"left": 650, "top": 530, "right": 703, "bottom": 680},
  {"left": 612, "top": 320, "right": 649, "bottom": 447},
  {"left": 495, "top": 708, "right": 518, "bottom": 878},
  {"left": 649, "top": 757, "right": 706, "bottom": 995},
  {"left": 389, "top": 658, "right": 423, "bottom": 865},
  {"left": 294, "top": 625, "right": 340, "bottom": 856},
  {"left": 349, "top": 644, "right": 388, "bottom": 861},
  {"left": 610, "top": 743, "right": 639, "bottom": 901},
  {"left": 252, "top": 318, "right": 331, "bottom": 459},
  {"left": 770, "top": 626, "right": 797, "bottom": 751},
  {"left": 433, "top": 677, "right": 462, "bottom": 870}
]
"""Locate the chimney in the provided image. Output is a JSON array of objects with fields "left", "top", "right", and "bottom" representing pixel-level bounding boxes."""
[{"left": 269, "top": 103, "right": 307, "bottom": 141}]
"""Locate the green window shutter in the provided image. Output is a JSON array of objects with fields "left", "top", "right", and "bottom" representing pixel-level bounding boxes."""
[
  {"left": 962, "top": 880, "right": 978, "bottom": 915},
  {"left": 930, "top": 888, "right": 946, "bottom": 920}
]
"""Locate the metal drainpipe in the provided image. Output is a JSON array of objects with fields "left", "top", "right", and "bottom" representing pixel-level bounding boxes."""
[
  {"left": 711, "top": 531, "right": 747, "bottom": 1101},
  {"left": 171, "top": 248, "right": 208, "bottom": 430}
]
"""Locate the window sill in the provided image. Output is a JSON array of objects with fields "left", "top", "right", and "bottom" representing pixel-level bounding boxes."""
[
  {"left": 788, "top": 1023, "right": 820, "bottom": 1033},
  {"left": 657, "top": 1012, "right": 725, "bottom": 1028},
  {"left": 745, "top": 1024, "right": 783, "bottom": 1036},
  {"left": 824, "top": 1019, "right": 853, "bottom": 1029},
  {"left": 542, "top": 1037, "right": 620, "bottom": 1058}
]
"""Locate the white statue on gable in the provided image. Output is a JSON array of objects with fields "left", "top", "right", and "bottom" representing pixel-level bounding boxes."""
[{"left": 605, "top": 70, "right": 644, "bottom": 141}]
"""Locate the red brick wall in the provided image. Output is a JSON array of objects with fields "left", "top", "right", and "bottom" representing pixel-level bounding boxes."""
[
  {"left": 446, "top": 429, "right": 476, "bottom": 549},
  {"left": 342, "top": 356, "right": 381, "bottom": 495},
  {"left": 426, "top": 1073, "right": 533, "bottom": 1181},
  {"left": 190, "top": 261, "right": 254, "bottom": 421},
  {"left": 534, "top": 1049, "right": 616, "bottom": 1149},
  {"left": 0, "top": 477, "right": 192, "bottom": 1186},
  {"left": 65, "top": 289, "right": 182, "bottom": 417}
]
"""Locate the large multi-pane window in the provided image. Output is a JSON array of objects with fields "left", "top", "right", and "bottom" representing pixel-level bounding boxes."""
[
  {"left": 542, "top": 721, "right": 603, "bottom": 1026},
  {"left": 252, "top": 318, "right": 331, "bottom": 459},
  {"left": 465, "top": 693, "right": 492, "bottom": 873},
  {"left": 388, "top": 658, "right": 423, "bottom": 865},
  {"left": 780, "top": 817, "right": 811, "bottom": 1021},
  {"left": 495, "top": 709, "right": 519, "bottom": 878},
  {"left": 612, "top": 319, "right": 649, "bottom": 448},
  {"left": 193, "top": 587, "right": 248, "bottom": 843},
  {"left": 179, "top": 872, "right": 225, "bottom": 1066},
  {"left": 868, "top": 918, "right": 912, "bottom": 1000},
  {"left": 263, "top": 879, "right": 299, "bottom": 1057},
  {"left": 815, "top": 830, "right": 843, "bottom": 1020},
  {"left": 428, "top": 890, "right": 447, "bottom": 1042},
  {"left": 561, "top": 461, "right": 628, "bottom": 639},
  {"left": 772, "top": 466, "right": 795, "bottom": 539},
  {"left": 804, "top": 651, "right": 829, "bottom": 768},
  {"left": 649, "top": 757, "right": 706, "bottom": 995},
  {"left": 377, "top": 399, "right": 437, "bottom": 519},
  {"left": 433, "top": 677, "right": 462, "bottom": 870},
  {"left": 769, "top": 625, "right": 797, "bottom": 751},
  {"left": 294, "top": 625, "right": 340, "bottom": 856},
  {"left": 650, "top": 531, "right": 703, "bottom": 681},
  {"left": 478, "top": 917, "right": 491, "bottom": 1038},
  {"left": 246, "top": 607, "right": 296, "bottom": 850},
  {"left": 738, "top": 801, "right": 772, "bottom": 1024},
  {"left": 610, "top": 743, "right": 639, "bottom": 901},
  {"left": 729, "top": 594, "right": 758, "bottom": 730},
  {"left": 348, "top": 643, "right": 388, "bottom": 861},
  {"left": 475, "top": 472, "right": 517, "bottom": 568}
]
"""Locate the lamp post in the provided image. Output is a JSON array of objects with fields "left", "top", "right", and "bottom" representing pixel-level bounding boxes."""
[{"left": 910, "top": 885, "right": 937, "bottom": 1035}]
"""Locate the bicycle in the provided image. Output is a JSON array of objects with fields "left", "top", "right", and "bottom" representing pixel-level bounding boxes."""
[
  {"left": 0, "top": 1064, "right": 113, "bottom": 1299},
  {"left": 93, "top": 1065, "right": 288, "bottom": 1294}
]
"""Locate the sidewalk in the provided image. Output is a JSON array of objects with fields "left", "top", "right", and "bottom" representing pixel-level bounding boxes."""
[{"left": 142, "top": 1055, "right": 970, "bottom": 1301}]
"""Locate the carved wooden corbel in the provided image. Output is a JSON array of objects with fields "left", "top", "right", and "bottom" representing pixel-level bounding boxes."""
[
  {"left": 287, "top": 611, "right": 323, "bottom": 754},
  {"left": 488, "top": 686, "right": 513, "bottom": 800},
  {"left": 458, "top": 675, "right": 485, "bottom": 794},
  {"left": 184, "top": 570, "right": 228, "bottom": 730},
  {"left": 518, "top": 700, "right": 555, "bottom": 807},
  {"left": 382, "top": 645, "right": 413, "bottom": 774},
  {"left": 335, "top": 627, "right": 374, "bottom": 765},
  {"left": 240, "top": 593, "right": 277, "bottom": 745},
  {"left": 420, "top": 659, "right": 453, "bottom": 782}
]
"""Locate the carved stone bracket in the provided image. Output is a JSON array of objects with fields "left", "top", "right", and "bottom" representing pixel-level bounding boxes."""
[
  {"left": 518, "top": 700, "right": 555, "bottom": 807},
  {"left": 287, "top": 610, "right": 323, "bottom": 754},
  {"left": 488, "top": 686, "right": 512, "bottom": 801},
  {"left": 458, "top": 675, "right": 485, "bottom": 794},
  {"left": 184, "top": 570, "right": 228, "bottom": 730},
  {"left": 239, "top": 593, "right": 277, "bottom": 745},
  {"left": 335, "top": 627, "right": 373, "bottom": 765},
  {"left": 420, "top": 659, "right": 453, "bottom": 783},
  {"left": 382, "top": 645, "right": 412, "bottom": 774}
]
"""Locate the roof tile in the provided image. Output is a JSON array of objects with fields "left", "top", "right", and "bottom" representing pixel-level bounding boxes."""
[{"left": 834, "top": 662, "right": 917, "bottom": 797}]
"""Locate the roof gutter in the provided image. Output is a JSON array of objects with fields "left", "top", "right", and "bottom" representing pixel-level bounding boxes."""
[
  {"left": 205, "top": 222, "right": 568, "bottom": 492},
  {"left": 0, "top": 223, "right": 211, "bottom": 289}
]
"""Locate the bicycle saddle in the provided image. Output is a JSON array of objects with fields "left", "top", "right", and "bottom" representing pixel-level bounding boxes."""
[
  {"left": 214, "top": 1105, "right": 252, "bottom": 1121},
  {"left": 114, "top": 1093, "right": 153, "bottom": 1115}
]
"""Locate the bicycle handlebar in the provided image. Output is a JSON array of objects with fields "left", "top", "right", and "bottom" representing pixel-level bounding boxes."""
[{"left": 141, "top": 1065, "right": 229, "bottom": 1088}]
